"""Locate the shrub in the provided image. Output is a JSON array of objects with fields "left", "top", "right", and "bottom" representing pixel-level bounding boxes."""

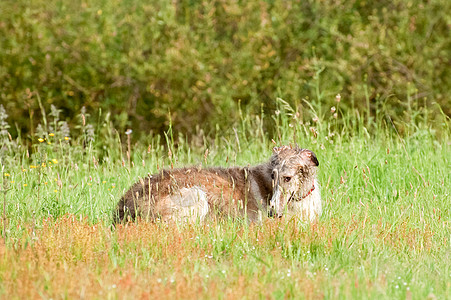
[{"left": 0, "top": 0, "right": 449, "bottom": 137}]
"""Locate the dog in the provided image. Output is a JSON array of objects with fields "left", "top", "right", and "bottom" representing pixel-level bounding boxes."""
[{"left": 113, "top": 145, "right": 321, "bottom": 224}]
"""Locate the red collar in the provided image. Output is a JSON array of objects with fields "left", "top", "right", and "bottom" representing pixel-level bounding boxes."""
[{"left": 301, "top": 185, "right": 315, "bottom": 200}]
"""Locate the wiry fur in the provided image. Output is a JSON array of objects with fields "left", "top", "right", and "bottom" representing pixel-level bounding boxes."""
[
  {"left": 268, "top": 145, "right": 322, "bottom": 221},
  {"left": 113, "top": 146, "right": 321, "bottom": 224}
]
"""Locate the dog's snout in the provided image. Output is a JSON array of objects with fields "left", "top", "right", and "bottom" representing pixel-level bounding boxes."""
[
  {"left": 268, "top": 208, "right": 275, "bottom": 218},
  {"left": 268, "top": 208, "right": 283, "bottom": 218}
]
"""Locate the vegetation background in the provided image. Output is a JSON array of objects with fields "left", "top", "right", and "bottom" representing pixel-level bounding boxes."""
[
  {"left": 0, "top": 0, "right": 449, "bottom": 299},
  {"left": 0, "top": 0, "right": 450, "bottom": 138}
]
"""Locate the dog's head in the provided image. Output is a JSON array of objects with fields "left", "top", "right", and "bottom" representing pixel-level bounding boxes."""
[{"left": 268, "top": 145, "right": 319, "bottom": 218}]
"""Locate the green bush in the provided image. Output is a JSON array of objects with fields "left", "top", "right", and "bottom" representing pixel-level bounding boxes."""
[{"left": 0, "top": 0, "right": 449, "bottom": 137}]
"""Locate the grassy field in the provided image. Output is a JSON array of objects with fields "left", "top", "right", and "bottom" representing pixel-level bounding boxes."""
[{"left": 0, "top": 102, "right": 450, "bottom": 299}]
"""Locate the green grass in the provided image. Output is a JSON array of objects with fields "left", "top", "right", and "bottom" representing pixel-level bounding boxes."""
[{"left": 0, "top": 101, "right": 449, "bottom": 299}]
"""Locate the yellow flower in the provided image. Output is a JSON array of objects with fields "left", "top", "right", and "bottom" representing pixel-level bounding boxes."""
[
  {"left": 87, "top": 183, "right": 92, "bottom": 186},
  {"left": 4, "top": 173, "right": 10, "bottom": 177},
  {"left": 38, "top": 138, "right": 44, "bottom": 143},
  {"left": 10, "top": 181, "right": 14, "bottom": 183},
  {"left": 41, "top": 163, "right": 46, "bottom": 167},
  {"left": 30, "top": 165, "right": 37, "bottom": 169},
  {"left": 54, "top": 189, "right": 58, "bottom": 193},
  {"left": 44, "top": 182, "right": 48, "bottom": 185},
  {"left": 52, "top": 159, "right": 58, "bottom": 164},
  {"left": 64, "top": 137, "right": 70, "bottom": 141},
  {"left": 47, "top": 142, "right": 51, "bottom": 145},
  {"left": 102, "top": 181, "right": 106, "bottom": 183},
  {"left": 49, "top": 133, "right": 55, "bottom": 137},
  {"left": 23, "top": 184, "right": 28, "bottom": 187}
]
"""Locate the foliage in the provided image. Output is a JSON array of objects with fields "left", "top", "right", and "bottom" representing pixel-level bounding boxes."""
[{"left": 0, "top": 0, "right": 450, "bottom": 137}]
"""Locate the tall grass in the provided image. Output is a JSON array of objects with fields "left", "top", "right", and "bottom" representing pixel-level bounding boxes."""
[{"left": 0, "top": 100, "right": 449, "bottom": 299}]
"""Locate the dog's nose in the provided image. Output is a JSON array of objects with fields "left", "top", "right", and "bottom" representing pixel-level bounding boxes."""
[
  {"left": 268, "top": 209, "right": 275, "bottom": 218},
  {"left": 268, "top": 208, "right": 283, "bottom": 218}
]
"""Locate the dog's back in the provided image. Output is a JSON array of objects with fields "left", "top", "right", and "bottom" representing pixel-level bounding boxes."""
[{"left": 114, "top": 166, "right": 267, "bottom": 223}]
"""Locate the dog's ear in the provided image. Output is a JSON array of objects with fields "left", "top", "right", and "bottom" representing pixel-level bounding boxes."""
[
  {"left": 273, "top": 145, "right": 290, "bottom": 155},
  {"left": 300, "top": 150, "right": 319, "bottom": 167}
]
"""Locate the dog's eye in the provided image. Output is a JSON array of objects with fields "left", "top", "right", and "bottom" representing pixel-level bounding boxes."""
[{"left": 284, "top": 176, "right": 292, "bottom": 182}]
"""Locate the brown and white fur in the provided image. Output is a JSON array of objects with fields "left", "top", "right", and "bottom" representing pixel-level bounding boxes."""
[{"left": 113, "top": 146, "right": 321, "bottom": 224}]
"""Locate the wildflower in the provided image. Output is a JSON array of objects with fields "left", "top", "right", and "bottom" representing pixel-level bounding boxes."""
[
  {"left": 44, "top": 182, "right": 48, "bottom": 185},
  {"left": 23, "top": 184, "right": 28, "bottom": 187},
  {"left": 87, "top": 183, "right": 92, "bottom": 186},
  {"left": 49, "top": 133, "right": 55, "bottom": 137},
  {"left": 335, "top": 94, "right": 341, "bottom": 102},
  {"left": 333, "top": 113, "right": 338, "bottom": 119},
  {"left": 10, "top": 181, "right": 14, "bottom": 183},
  {"left": 64, "top": 136, "right": 70, "bottom": 141},
  {"left": 60, "top": 122, "right": 70, "bottom": 138},
  {"left": 102, "top": 181, "right": 106, "bottom": 184},
  {"left": 52, "top": 159, "right": 58, "bottom": 164},
  {"left": 125, "top": 129, "right": 132, "bottom": 135},
  {"left": 313, "top": 116, "right": 319, "bottom": 123},
  {"left": 4, "top": 173, "right": 10, "bottom": 177},
  {"left": 41, "top": 163, "right": 46, "bottom": 167},
  {"left": 47, "top": 142, "right": 51, "bottom": 145},
  {"left": 30, "top": 165, "right": 37, "bottom": 169},
  {"left": 85, "top": 124, "right": 95, "bottom": 142},
  {"left": 54, "top": 190, "right": 58, "bottom": 193},
  {"left": 38, "top": 138, "right": 44, "bottom": 143},
  {"left": 330, "top": 106, "right": 336, "bottom": 114}
]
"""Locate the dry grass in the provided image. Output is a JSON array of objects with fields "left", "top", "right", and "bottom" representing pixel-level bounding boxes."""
[{"left": 0, "top": 213, "right": 447, "bottom": 299}]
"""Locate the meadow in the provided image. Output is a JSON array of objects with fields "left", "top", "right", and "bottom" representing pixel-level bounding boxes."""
[
  {"left": 1, "top": 0, "right": 450, "bottom": 298},
  {"left": 0, "top": 100, "right": 449, "bottom": 299}
]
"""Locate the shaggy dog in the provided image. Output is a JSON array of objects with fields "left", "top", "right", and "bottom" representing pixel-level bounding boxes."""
[{"left": 113, "top": 146, "right": 321, "bottom": 224}]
